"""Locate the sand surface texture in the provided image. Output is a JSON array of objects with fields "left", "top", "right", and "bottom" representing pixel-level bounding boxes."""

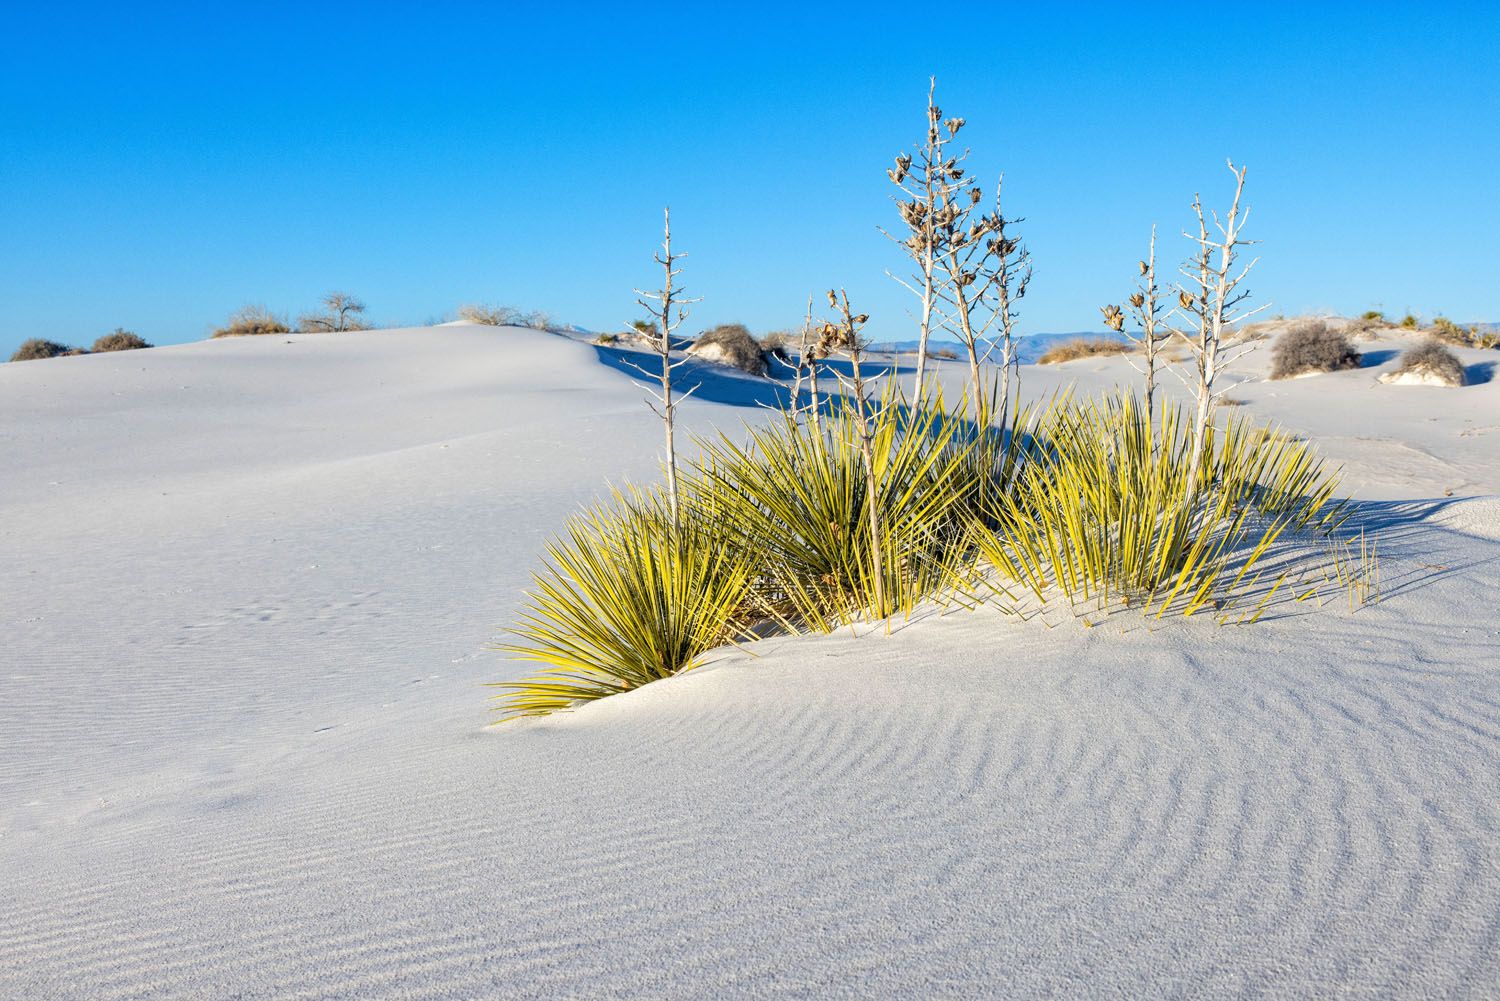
[{"left": 3, "top": 325, "right": 1498, "bottom": 998}]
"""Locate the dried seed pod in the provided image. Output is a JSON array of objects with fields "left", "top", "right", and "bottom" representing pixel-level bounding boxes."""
[
  {"left": 1130, "top": 292, "right": 1146, "bottom": 308},
  {"left": 827, "top": 290, "right": 838, "bottom": 308},
  {"left": 949, "top": 167, "right": 964, "bottom": 180},
  {"left": 1100, "top": 304, "right": 1125, "bottom": 332},
  {"left": 853, "top": 314, "right": 869, "bottom": 325},
  {"left": 1138, "top": 260, "right": 1150, "bottom": 276},
  {"left": 945, "top": 117, "right": 965, "bottom": 136},
  {"left": 970, "top": 187, "right": 982, "bottom": 206},
  {"left": 1178, "top": 291, "right": 1194, "bottom": 309},
  {"left": 928, "top": 103, "right": 942, "bottom": 123}
]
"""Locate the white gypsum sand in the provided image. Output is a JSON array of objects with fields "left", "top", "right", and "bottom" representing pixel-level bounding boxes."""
[{"left": 2, "top": 323, "right": 1499, "bottom": 999}]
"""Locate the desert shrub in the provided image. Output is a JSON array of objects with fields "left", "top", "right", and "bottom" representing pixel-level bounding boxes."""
[
  {"left": 91, "top": 328, "right": 151, "bottom": 352},
  {"left": 759, "top": 330, "right": 794, "bottom": 353},
  {"left": 491, "top": 489, "right": 755, "bottom": 720},
  {"left": 593, "top": 332, "right": 620, "bottom": 346},
  {"left": 688, "top": 323, "right": 770, "bottom": 376},
  {"left": 972, "top": 393, "right": 1344, "bottom": 620},
  {"left": 1361, "top": 310, "right": 1386, "bottom": 322},
  {"left": 1269, "top": 319, "right": 1360, "bottom": 379},
  {"left": 932, "top": 347, "right": 959, "bottom": 360},
  {"left": 687, "top": 389, "right": 980, "bottom": 631},
  {"left": 1400, "top": 314, "right": 1419, "bottom": 328},
  {"left": 10, "top": 338, "right": 84, "bottom": 361},
  {"left": 1037, "top": 337, "right": 1131, "bottom": 364},
  {"left": 1385, "top": 339, "right": 1465, "bottom": 386},
  {"left": 457, "top": 303, "right": 515, "bottom": 326},
  {"left": 457, "top": 304, "right": 555, "bottom": 329},
  {"left": 211, "top": 305, "right": 290, "bottom": 338},
  {"left": 298, "top": 292, "right": 369, "bottom": 333},
  {"left": 1431, "top": 316, "right": 1463, "bottom": 340}
]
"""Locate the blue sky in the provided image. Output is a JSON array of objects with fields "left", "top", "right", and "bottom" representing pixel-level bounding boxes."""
[{"left": 2, "top": 2, "right": 1497, "bottom": 355}]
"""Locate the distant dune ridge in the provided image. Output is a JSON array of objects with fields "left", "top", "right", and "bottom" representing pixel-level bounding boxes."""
[{"left": 2, "top": 323, "right": 1499, "bottom": 997}]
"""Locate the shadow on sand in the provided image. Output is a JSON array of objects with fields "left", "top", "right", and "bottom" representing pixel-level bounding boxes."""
[{"left": 591, "top": 344, "right": 919, "bottom": 415}]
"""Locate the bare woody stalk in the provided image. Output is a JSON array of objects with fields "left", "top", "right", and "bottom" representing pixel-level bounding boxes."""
[
  {"left": 631, "top": 207, "right": 701, "bottom": 523},
  {"left": 978, "top": 181, "right": 1031, "bottom": 433},
  {"left": 790, "top": 294, "right": 823, "bottom": 436},
  {"left": 1101, "top": 225, "right": 1166, "bottom": 426},
  {"left": 931, "top": 174, "right": 1032, "bottom": 429},
  {"left": 882, "top": 78, "right": 965, "bottom": 403},
  {"left": 1168, "top": 161, "right": 1265, "bottom": 492},
  {"left": 818, "top": 289, "right": 886, "bottom": 619}
]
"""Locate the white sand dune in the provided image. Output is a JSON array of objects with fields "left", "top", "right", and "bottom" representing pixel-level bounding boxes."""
[{"left": 3, "top": 324, "right": 1499, "bottom": 998}]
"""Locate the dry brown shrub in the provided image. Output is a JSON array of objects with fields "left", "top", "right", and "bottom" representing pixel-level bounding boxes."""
[{"left": 1037, "top": 338, "right": 1131, "bottom": 365}]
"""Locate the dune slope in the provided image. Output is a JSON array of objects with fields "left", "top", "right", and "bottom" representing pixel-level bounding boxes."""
[{"left": 2, "top": 325, "right": 1498, "bottom": 999}]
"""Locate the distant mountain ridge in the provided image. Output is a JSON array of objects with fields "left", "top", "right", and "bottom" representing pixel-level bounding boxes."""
[{"left": 865, "top": 331, "right": 1129, "bottom": 364}]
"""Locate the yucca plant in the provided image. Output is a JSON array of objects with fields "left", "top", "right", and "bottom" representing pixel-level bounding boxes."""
[
  {"left": 491, "top": 489, "right": 754, "bottom": 721},
  {"left": 974, "top": 393, "right": 1345, "bottom": 620},
  {"left": 688, "top": 387, "right": 981, "bottom": 631}
]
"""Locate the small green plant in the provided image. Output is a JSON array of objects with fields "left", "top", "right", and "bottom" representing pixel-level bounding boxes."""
[
  {"left": 1401, "top": 313, "right": 1419, "bottom": 328},
  {"left": 689, "top": 385, "right": 981, "bottom": 631},
  {"left": 1327, "top": 530, "right": 1380, "bottom": 611},
  {"left": 971, "top": 393, "right": 1344, "bottom": 621},
  {"left": 91, "top": 329, "right": 152, "bottom": 352},
  {"left": 9, "top": 338, "right": 84, "bottom": 361},
  {"left": 491, "top": 489, "right": 755, "bottom": 721}
]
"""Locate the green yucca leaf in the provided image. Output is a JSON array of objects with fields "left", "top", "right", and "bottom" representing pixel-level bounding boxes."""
[
  {"left": 490, "top": 489, "right": 754, "bottom": 721},
  {"left": 973, "top": 392, "right": 1346, "bottom": 619}
]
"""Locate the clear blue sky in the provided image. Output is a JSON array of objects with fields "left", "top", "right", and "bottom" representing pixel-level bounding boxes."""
[{"left": 2, "top": 2, "right": 1497, "bottom": 355}]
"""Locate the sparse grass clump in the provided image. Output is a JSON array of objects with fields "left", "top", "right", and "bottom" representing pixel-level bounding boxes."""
[
  {"left": 1037, "top": 337, "right": 1130, "bottom": 364},
  {"left": 91, "top": 329, "right": 152, "bottom": 352},
  {"left": 457, "top": 304, "right": 554, "bottom": 329},
  {"left": 689, "top": 389, "right": 981, "bottom": 631},
  {"left": 687, "top": 323, "right": 771, "bottom": 376},
  {"left": 492, "top": 489, "right": 756, "bottom": 719},
  {"left": 1269, "top": 319, "right": 1360, "bottom": 379},
  {"left": 10, "top": 338, "right": 85, "bottom": 361},
  {"left": 972, "top": 393, "right": 1344, "bottom": 620},
  {"left": 211, "top": 305, "right": 290, "bottom": 338},
  {"left": 1383, "top": 339, "right": 1466, "bottom": 387}
]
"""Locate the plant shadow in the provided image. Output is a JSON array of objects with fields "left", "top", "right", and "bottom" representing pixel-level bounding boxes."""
[
  {"left": 1359, "top": 349, "right": 1398, "bottom": 368},
  {"left": 1465, "top": 361, "right": 1495, "bottom": 385}
]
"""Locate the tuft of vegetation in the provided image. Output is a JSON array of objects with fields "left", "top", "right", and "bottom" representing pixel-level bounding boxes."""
[
  {"left": 758, "top": 330, "right": 797, "bottom": 365},
  {"left": 10, "top": 338, "right": 84, "bottom": 361},
  {"left": 688, "top": 323, "right": 771, "bottom": 377},
  {"left": 1269, "top": 319, "right": 1361, "bottom": 379},
  {"left": 688, "top": 388, "right": 982, "bottom": 632},
  {"left": 211, "top": 305, "right": 291, "bottom": 339},
  {"left": 298, "top": 292, "right": 369, "bottom": 333},
  {"left": 972, "top": 393, "right": 1344, "bottom": 620},
  {"left": 1400, "top": 313, "right": 1419, "bottom": 328},
  {"left": 457, "top": 304, "right": 555, "bottom": 329},
  {"left": 592, "top": 332, "right": 620, "bottom": 346},
  {"left": 1037, "top": 337, "right": 1131, "bottom": 364},
  {"left": 1360, "top": 310, "right": 1386, "bottom": 322},
  {"left": 491, "top": 490, "right": 756, "bottom": 720},
  {"left": 1385, "top": 339, "right": 1466, "bottom": 387},
  {"left": 91, "top": 328, "right": 152, "bottom": 352}
]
